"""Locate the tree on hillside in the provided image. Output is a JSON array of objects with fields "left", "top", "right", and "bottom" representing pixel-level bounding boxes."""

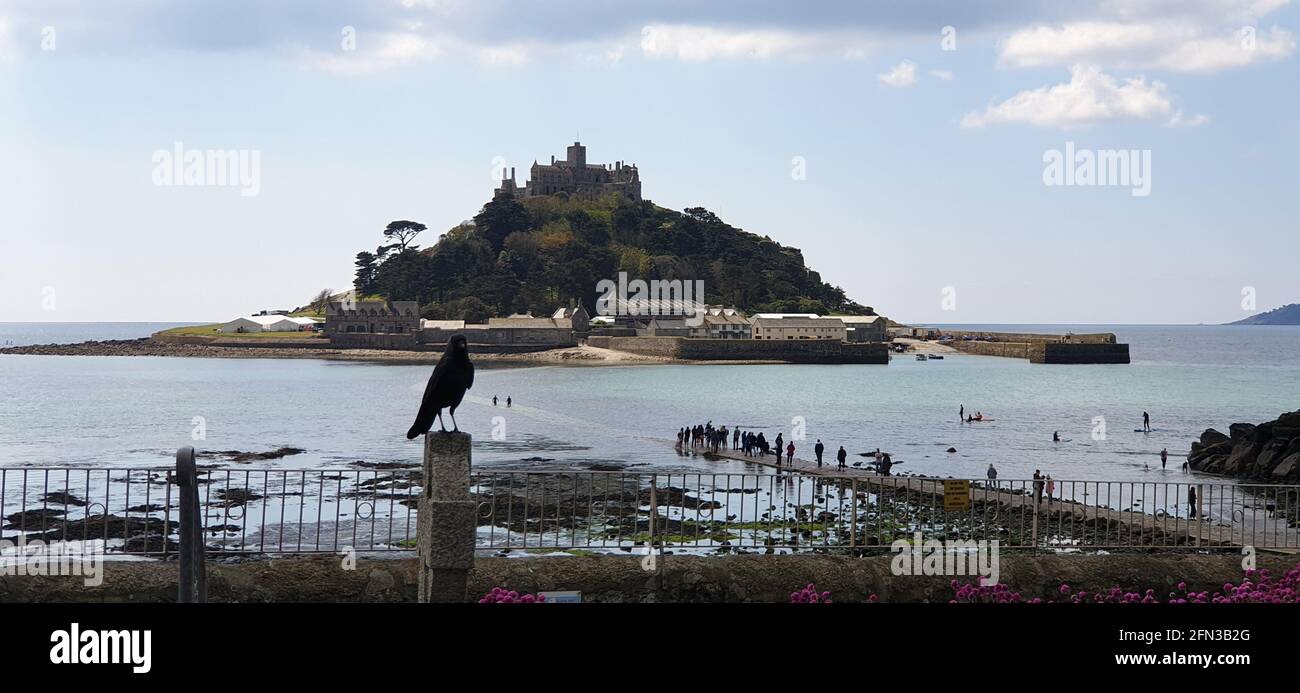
[
  {"left": 473, "top": 195, "right": 531, "bottom": 252},
  {"left": 354, "top": 251, "right": 378, "bottom": 295},
  {"left": 309, "top": 288, "right": 333, "bottom": 314},
  {"left": 383, "top": 220, "right": 426, "bottom": 253},
  {"left": 425, "top": 296, "right": 493, "bottom": 323},
  {"left": 372, "top": 249, "right": 438, "bottom": 304}
]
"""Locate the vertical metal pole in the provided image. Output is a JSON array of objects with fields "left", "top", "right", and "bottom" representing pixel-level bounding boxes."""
[
  {"left": 1031, "top": 480, "right": 1040, "bottom": 551},
  {"left": 649, "top": 474, "right": 662, "bottom": 589},
  {"left": 850, "top": 478, "right": 858, "bottom": 549},
  {"left": 177, "top": 446, "right": 196, "bottom": 603},
  {"left": 1195, "top": 483, "right": 1203, "bottom": 548},
  {"left": 174, "top": 446, "right": 208, "bottom": 603}
]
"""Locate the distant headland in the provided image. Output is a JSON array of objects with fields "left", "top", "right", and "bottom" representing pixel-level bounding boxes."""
[{"left": 1228, "top": 303, "right": 1300, "bottom": 325}]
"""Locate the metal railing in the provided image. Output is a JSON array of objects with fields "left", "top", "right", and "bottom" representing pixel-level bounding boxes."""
[
  {"left": 2, "top": 467, "right": 1297, "bottom": 556},
  {"left": 0, "top": 466, "right": 420, "bottom": 556},
  {"left": 470, "top": 472, "right": 1300, "bottom": 554}
]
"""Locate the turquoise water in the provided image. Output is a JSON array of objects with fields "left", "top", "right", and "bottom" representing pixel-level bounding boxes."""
[{"left": 0, "top": 324, "right": 1296, "bottom": 482}]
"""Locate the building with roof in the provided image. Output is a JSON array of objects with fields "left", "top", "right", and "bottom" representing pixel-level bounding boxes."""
[
  {"left": 219, "top": 314, "right": 311, "bottom": 333},
  {"left": 495, "top": 141, "right": 641, "bottom": 201},
  {"left": 551, "top": 304, "right": 591, "bottom": 333},
  {"left": 751, "top": 317, "right": 846, "bottom": 341},
  {"left": 324, "top": 299, "right": 420, "bottom": 335},
  {"left": 689, "top": 306, "right": 752, "bottom": 339},
  {"left": 834, "top": 315, "right": 887, "bottom": 342},
  {"left": 420, "top": 319, "right": 466, "bottom": 331},
  {"left": 749, "top": 313, "right": 821, "bottom": 320}
]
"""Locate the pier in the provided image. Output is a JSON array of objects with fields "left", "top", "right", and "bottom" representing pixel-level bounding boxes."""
[{"left": 678, "top": 444, "right": 1299, "bottom": 552}]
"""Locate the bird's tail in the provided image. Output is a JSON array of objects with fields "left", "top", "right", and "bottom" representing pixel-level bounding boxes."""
[{"left": 407, "top": 405, "right": 434, "bottom": 440}]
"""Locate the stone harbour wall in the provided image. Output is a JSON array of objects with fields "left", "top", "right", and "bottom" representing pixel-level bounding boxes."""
[
  {"left": 588, "top": 336, "right": 888, "bottom": 364},
  {"left": 1030, "top": 342, "right": 1131, "bottom": 364},
  {"left": 950, "top": 340, "right": 1130, "bottom": 364}
]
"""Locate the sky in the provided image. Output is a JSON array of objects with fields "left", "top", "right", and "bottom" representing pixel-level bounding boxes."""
[{"left": 1, "top": 0, "right": 1297, "bottom": 325}]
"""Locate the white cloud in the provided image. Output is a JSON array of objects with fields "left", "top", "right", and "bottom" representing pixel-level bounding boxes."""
[
  {"left": 929, "top": 69, "right": 954, "bottom": 81},
  {"left": 0, "top": 16, "right": 16, "bottom": 63},
  {"left": 999, "top": 21, "right": 1295, "bottom": 72},
  {"left": 479, "top": 44, "right": 530, "bottom": 66},
  {"left": 1168, "top": 110, "right": 1211, "bottom": 127},
  {"left": 878, "top": 60, "right": 918, "bottom": 87},
  {"left": 961, "top": 65, "right": 1174, "bottom": 129},
  {"left": 638, "top": 24, "right": 872, "bottom": 61},
  {"left": 305, "top": 32, "right": 440, "bottom": 76}
]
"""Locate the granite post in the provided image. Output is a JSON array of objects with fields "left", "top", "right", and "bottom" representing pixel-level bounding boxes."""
[{"left": 417, "top": 432, "right": 476, "bottom": 603}]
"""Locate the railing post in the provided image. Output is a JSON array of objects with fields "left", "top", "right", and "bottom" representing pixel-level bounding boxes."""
[
  {"left": 1195, "top": 483, "right": 1203, "bottom": 548},
  {"left": 1031, "top": 488, "right": 1040, "bottom": 551},
  {"left": 850, "top": 478, "right": 858, "bottom": 549},
  {"left": 417, "top": 432, "right": 475, "bottom": 603},
  {"left": 176, "top": 446, "right": 207, "bottom": 603}
]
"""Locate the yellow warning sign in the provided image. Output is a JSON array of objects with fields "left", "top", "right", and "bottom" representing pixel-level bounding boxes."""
[{"left": 943, "top": 480, "right": 970, "bottom": 511}]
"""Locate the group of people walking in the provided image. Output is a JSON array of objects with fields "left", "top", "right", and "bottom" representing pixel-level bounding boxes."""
[{"left": 676, "top": 423, "right": 886, "bottom": 474}]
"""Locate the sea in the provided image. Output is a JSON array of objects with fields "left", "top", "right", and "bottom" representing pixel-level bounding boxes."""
[{"left": 0, "top": 322, "right": 1297, "bottom": 484}]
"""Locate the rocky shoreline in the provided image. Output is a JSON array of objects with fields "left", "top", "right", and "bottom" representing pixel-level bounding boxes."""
[
  {"left": 1187, "top": 409, "right": 1300, "bottom": 482},
  {"left": 0, "top": 338, "right": 676, "bottom": 365}
]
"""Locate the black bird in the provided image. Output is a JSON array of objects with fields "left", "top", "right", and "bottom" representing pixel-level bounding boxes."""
[{"left": 406, "top": 335, "right": 474, "bottom": 438}]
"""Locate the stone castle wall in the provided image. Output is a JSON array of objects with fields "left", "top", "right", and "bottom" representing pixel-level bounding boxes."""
[{"left": 586, "top": 336, "right": 888, "bottom": 364}]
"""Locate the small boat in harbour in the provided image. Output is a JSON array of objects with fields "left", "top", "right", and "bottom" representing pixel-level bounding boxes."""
[
  {"left": 927, "top": 354, "right": 944, "bottom": 360},
  {"left": 915, "top": 354, "right": 928, "bottom": 361}
]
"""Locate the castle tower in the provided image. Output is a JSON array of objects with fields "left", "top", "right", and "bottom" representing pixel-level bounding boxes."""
[{"left": 566, "top": 141, "right": 586, "bottom": 169}]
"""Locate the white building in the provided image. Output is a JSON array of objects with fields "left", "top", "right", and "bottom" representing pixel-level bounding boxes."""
[
  {"left": 220, "top": 315, "right": 315, "bottom": 333},
  {"left": 749, "top": 313, "right": 821, "bottom": 320},
  {"left": 751, "top": 317, "right": 846, "bottom": 341}
]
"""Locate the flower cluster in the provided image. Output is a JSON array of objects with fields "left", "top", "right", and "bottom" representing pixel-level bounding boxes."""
[
  {"left": 952, "top": 562, "right": 1300, "bottom": 604},
  {"left": 790, "top": 583, "right": 832, "bottom": 603},
  {"left": 788, "top": 583, "right": 876, "bottom": 603},
  {"left": 949, "top": 580, "right": 1039, "bottom": 603},
  {"left": 479, "top": 587, "right": 546, "bottom": 603},
  {"left": 1165, "top": 566, "right": 1298, "bottom": 604}
]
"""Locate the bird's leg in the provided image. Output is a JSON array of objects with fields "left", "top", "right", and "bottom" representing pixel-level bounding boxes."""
[
  {"left": 437, "top": 411, "right": 447, "bottom": 432},
  {"left": 449, "top": 410, "right": 459, "bottom": 432}
]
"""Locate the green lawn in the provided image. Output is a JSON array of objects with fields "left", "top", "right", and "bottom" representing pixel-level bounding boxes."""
[{"left": 154, "top": 324, "right": 323, "bottom": 339}]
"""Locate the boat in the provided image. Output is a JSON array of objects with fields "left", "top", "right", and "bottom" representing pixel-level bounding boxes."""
[
  {"left": 927, "top": 354, "right": 944, "bottom": 360},
  {"left": 915, "top": 354, "right": 927, "bottom": 361}
]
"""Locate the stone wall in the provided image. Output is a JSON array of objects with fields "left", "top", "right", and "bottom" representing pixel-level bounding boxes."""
[
  {"left": 421, "top": 327, "right": 576, "bottom": 347},
  {"left": 950, "top": 339, "right": 1130, "bottom": 363},
  {"left": 153, "top": 333, "right": 335, "bottom": 349},
  {"left": 3, "top": 553, "right": 1289, "bottom": 603},
  {"left": 329, "top": 333, "right": 419, "bottom": 350},
  {"left": 941, "top": 330, "right": 1116, "bottom": 344},
  {"left": 1030, "top": 342, "right": 1131, "bottom": 364},
  {"left": 590, "top": 336, "right": 888, "bottom": 363},
  {"left": 950, "top": 341, "right": 1032, "bottom": 359}
]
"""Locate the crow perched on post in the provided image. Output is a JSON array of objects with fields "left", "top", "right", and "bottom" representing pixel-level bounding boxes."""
[{"left": 406, "top": 335, "right": 474, "bottom": 438}]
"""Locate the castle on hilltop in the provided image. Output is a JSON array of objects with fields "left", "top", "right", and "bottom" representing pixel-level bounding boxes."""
[{"left": 495, "top": 141, "right": 641, "bottom": 202}]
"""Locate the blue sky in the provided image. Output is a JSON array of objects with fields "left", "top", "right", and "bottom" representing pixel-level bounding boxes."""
[{"left": 1, "top": 0, "right": 1297, "bottom": 324}]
